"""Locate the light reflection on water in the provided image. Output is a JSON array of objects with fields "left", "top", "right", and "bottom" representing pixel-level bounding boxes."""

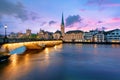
[{"left": 0, "top": 44, "right": 120, "bottom": 80}]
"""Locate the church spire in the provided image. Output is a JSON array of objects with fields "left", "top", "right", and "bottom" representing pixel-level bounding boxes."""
[
  {"left": 61, "top": 13, "right": 65, "bottom": 37},
  {"left": 61, "top": 13, "right": 64, "bottom": 26}
]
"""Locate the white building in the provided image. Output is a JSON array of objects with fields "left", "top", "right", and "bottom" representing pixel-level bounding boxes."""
[
  {"left": 93, "top": 32, "right": 105, "bottom": 42},
  {"left": 84, "top": 30, "right": 99, "bottom": 42},
  {"left": 84, "top": 32, "right": 93, "bottom": 42},
  {"left": 106, "top": 29, "right": 120, "bottom": 42}
]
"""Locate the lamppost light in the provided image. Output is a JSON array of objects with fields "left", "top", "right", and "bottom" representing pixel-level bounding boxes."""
[{"left": 4, "top": 25, "right": 7, "bottom": 29}]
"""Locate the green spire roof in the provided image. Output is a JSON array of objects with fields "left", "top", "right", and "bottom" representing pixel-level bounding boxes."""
[{"left": 61, "top": 13, "right": 64, "bottom": 26}]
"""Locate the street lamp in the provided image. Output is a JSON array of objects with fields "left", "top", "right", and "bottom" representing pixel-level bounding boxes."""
[
  {"left": 4, "top": 25, "right": 7, "bottom": 38},
  {"left": 4, "top": 25, "right": 8, "bottom": 43}
]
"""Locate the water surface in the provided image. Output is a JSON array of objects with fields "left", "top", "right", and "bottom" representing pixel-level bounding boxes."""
[{"left": 0, "top": 44, "right": 120, "bottom": 80}]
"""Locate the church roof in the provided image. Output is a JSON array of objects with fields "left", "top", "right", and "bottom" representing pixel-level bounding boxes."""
[
  {"left": 55, "top": 30, "right": 62, "bottom": 34},
  {"left": 66, "top": 30, "right": 83, "bottom": 34}
]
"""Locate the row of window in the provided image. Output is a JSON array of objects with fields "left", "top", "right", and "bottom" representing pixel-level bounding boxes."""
[
  {"left": 107, "top": 33, "right": 120, "bottom": 35},
  {"left": 107, "top": 38, "right": 120, "bottom": 40},
  {"left": 107, "top": 36, "right": 120, "bottom": 37}
]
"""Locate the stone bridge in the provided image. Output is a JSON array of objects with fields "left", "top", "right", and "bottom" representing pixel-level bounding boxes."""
[{"left": 1, "top": 40, "right": 62, "bottom": 52}]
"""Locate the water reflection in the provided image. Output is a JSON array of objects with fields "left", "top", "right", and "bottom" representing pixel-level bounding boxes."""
[
  {"left": 0, "top": 44, "right": 63, "bottom": 80},
  {"left": 112, "top": 44, "right": 120, "bottom": 48},
  {"left": 0, "top": 44, "right": 120, "bottom": 80},
  {"left": 10, "top": 54, "right": 18, "bottom": 67},
  {"left": 93, "top": 44, "right": 97, "bottom": 48}
]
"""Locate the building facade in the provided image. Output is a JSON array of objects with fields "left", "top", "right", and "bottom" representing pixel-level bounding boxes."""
[
  {"left": 63, "top": 30, "right": 84, "bottom": 42},
  {"left": 53, "top": 30, "right": 61, "bottom": 40},
  {"left": 93, "top": 32, "right": 105, "bottom": 42},
  {"left": 83, "top": 32, "right": 93, "bottom": 42},
  {"left": 9, "top": 32, "right": 18, "bottom": 38},
  {"left": 18, "top": 32, "right": 24, "bottom": 38},
  {"left": 26, "top": 29, "right": 31, "bottom": 37},
  {"left": 106, "top": 29, "right": 120, "bottom": 42},
  {"left": 37, "top": 29, "right": 53, "bottom": 40}
]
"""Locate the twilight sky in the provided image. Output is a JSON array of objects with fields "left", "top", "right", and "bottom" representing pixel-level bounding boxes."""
[{"left": 0, "top": 0, "right": 120, "bottom": 34}]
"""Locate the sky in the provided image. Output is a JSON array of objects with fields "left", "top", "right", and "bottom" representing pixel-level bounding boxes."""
[{"left": 0, "top": 0, "right": 120, "bottom": 34}]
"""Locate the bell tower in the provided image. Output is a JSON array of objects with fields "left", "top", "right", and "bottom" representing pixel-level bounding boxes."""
[{"left": 61, "top": 13, "right": 65, "bottom": 37}]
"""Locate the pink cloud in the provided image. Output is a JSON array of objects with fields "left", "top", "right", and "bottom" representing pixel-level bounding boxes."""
[
  {"left": 106, "top": 18, "right": 120, "bottom": 24},
  {"left": 112, "top": 17, "right": 120, "bottom": 21},
  {"left": 81, "top": 18, "right": 120, "bottom": 31},
  {"left": 64, "top": 17, "right": 120, "bottom": 32},
  {"left": 65, "top": 19, "right": 99, "bottom": 31}
]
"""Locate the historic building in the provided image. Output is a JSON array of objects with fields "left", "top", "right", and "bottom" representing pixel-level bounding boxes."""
[
  {"left": 18, "top": 32, "right": 24, "bottom": 38},
  {"left": 53, "top": 13, "right": 65, "bottom": 40},
  {"left": 56, "top": 14, "right": 84, "bottom": 42},
  {"left": 37, "top": 29, "right": 53, "bottom": 40},
  {"left": 84, "top": 32, "right": 93, "bottom": 42},
  {"left": 63, "top": 30, "right": 84, "bottom": 42},
  {"left": 53, "top": 30, "right": 61, "bottom": 40},
  {"left": 105, "top": 29, "right": 120, "bottom": 42},
  {"left": 83, "top": 30, "right": 105, "bottom": 42},
  {"left": 93, "top": 32, "right": 105, "bottom": 42},
  {"left": 26, "top": 29, "right": 31, "bottom": 37},
  {"left": 9, "top": 32, "right": 17, "bottom": 38}
]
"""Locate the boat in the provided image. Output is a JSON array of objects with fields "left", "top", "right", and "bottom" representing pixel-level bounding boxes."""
[
  {"left": 0, "top": 54, "right": 10, "bottom": 62},
  {"left": 10, "top": 46, "right": 26, "bottom": 54}
]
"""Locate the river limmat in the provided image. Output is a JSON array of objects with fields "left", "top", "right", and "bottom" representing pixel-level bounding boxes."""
[
  {"left": 1, "top": 0, "right": 120, "bottom": 80},
  {"left": 0, "top": 44, "right": 120, "bottom": 80}
]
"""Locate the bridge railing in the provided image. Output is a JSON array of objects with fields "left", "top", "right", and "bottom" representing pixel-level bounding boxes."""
[{"left": 0, "top": 38, "right": 62, "bottom": 44}]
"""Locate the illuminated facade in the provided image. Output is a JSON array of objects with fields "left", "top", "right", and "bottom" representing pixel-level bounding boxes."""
[
  {"left": 26, "top": 29, "right": 31, "bottom": 36},
  {"left": 18, "top": 32, "right": 24, "bottom": 38},
  {"left": 106, "top": 29, "right": 120, "bottom": 42},
  {"left": 63, "top": 30, "right": 84, "bottom": 42},
  {"left": 37, "top": 29, "right": 53, "bottom": 40},
  {"left": 93, "top": 32, "right": 105, "bottom": 42},
  {"left": 84, "top": 32, "right": 93, "bottom": 42},
  {"left": 53, "top": 30, "right": 61, "bottom": 40},
  {"left": 9, "top": 32, "right": 17, "bottom": 38}
]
